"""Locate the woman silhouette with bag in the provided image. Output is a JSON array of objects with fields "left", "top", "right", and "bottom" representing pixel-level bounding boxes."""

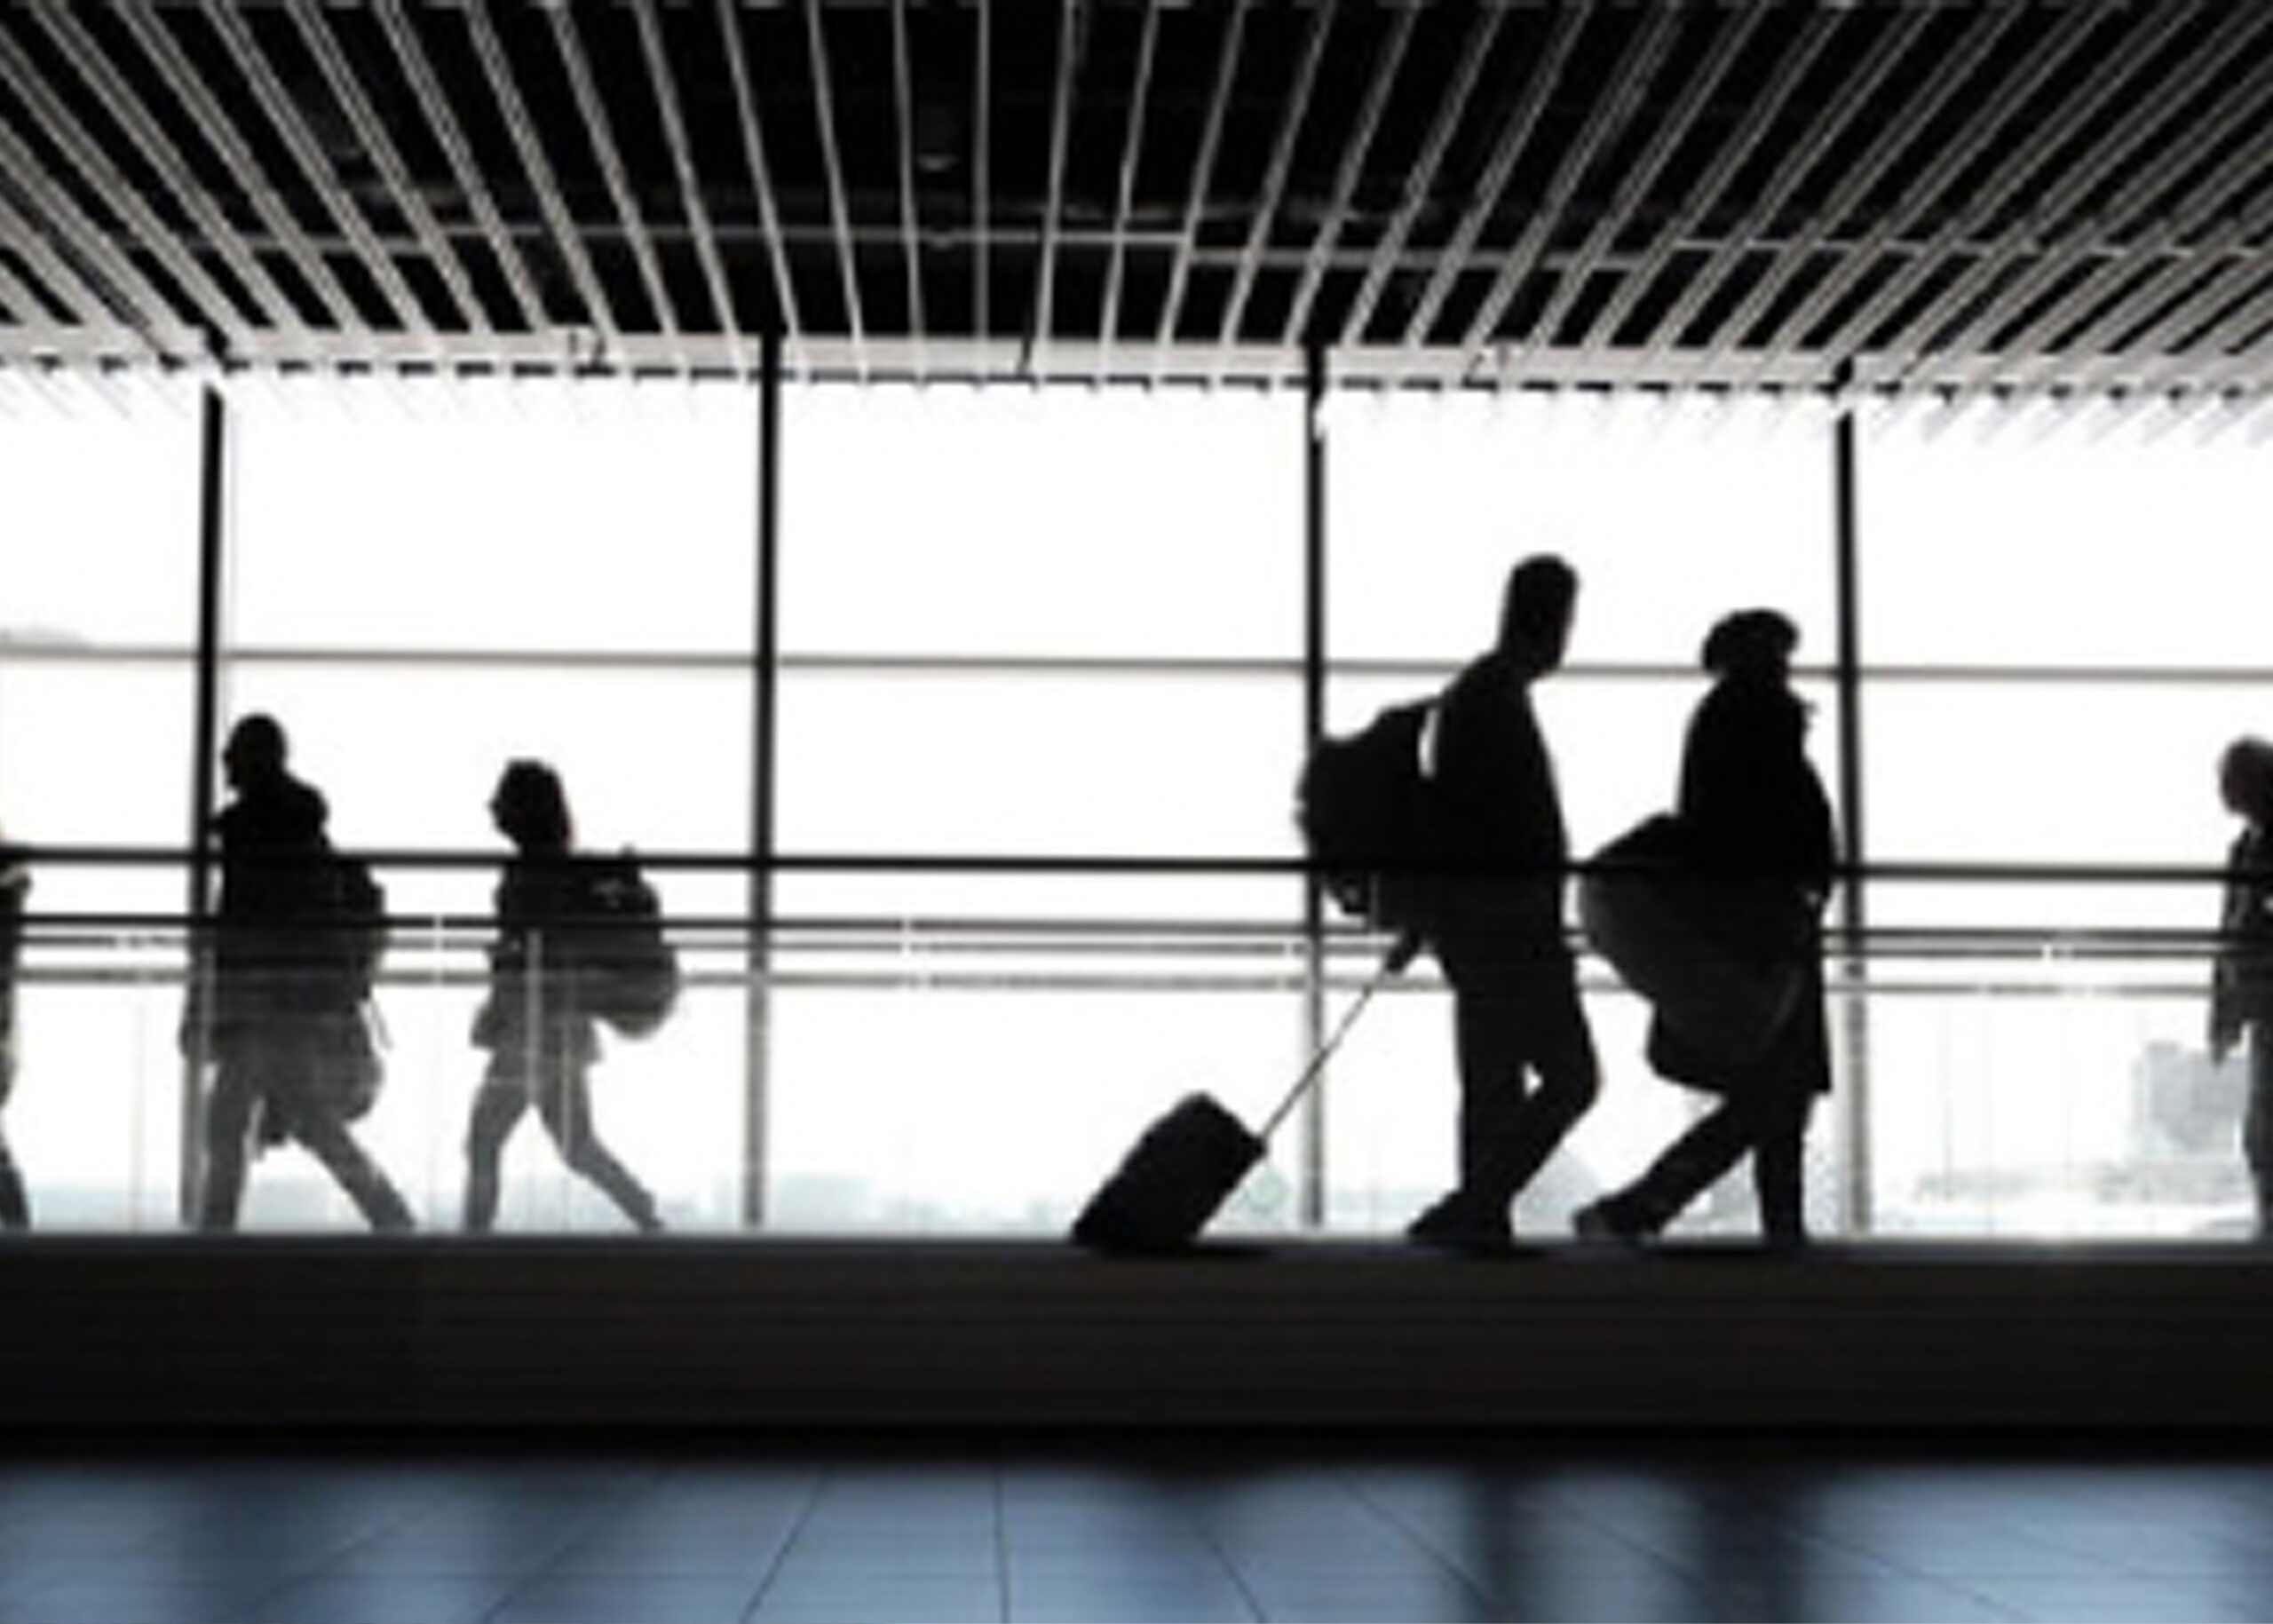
[{"left": 1574, "top": 609, "right": 1836, "bottom": 1248}]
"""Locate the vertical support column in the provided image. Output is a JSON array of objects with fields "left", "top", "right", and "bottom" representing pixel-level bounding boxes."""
[
  {"left": 180, "top": 381, "right": 228, "bottom": 1226},
  {"left": 1832, "top": 400, "right": 1873, "bottom": 1236},
  {"left": 1300, "top": 344, "right": 1328, "bottom": 1231},
  {"left": 743, "top": 332, "right": 782, "bottom": 1231}
]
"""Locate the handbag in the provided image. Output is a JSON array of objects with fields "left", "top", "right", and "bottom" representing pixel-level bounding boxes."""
[{"left": 1578, "top": 813, "right": 1806, "bottom": 1066}]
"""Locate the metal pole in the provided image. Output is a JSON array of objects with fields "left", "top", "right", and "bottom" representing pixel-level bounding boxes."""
[
  {"left": 1300, "top": 343, "right": 1328, "bottom": 1230},
  {"left": 1832, "top": 399, "right": 1873, "bottom": 1236},
  {"left": 743, "top": 332, "right": 780, "bottom": 1230},
  {"left": 181, "top": 380, "right": 227, "bottom": 1227}
]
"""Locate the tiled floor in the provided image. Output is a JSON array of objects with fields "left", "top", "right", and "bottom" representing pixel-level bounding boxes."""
[{"left": 0, "top": 1431, "right": 2269, "bottom": 1621}]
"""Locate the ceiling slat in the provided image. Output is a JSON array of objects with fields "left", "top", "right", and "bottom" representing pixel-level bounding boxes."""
[
  {"left": 280, "top": 0, "right": 486, "bottom": 350},
  {"left": 1579, "top": 7, "right": 1842, "bottom": 372},
  {"left": 461, "top": 1, "right": 622, "bottom": 361},
  {"left": 195, "top": 0, "right": 432, "bottom": 343},
  {"left": 1887, "top": 0, "right": 2260, "bottom": 397},
  {"left": 1452, "top": 4, "right": 1675, "bottom": 377},
  {"left": 888, "top": 0, "right": 926, "bottom": 378},
  {"left": 15, "top": 6, "right": 301, "bottom": 362},
  {"left": 803, "top": 0, "right": 867, "bottom": 380},
  {"left": 1096, "top": 0, "right": 1161, "bottom": 382},
  {"left": 1028, "top": 0, "right": 1081, "bottom": 376},
  {"left": 547, "top": 4, "right": 687, "bottom": 374},
  {"left": 631, "top": 0, "right": 747, "bottom": 376},
  {"left": 1208, "top": 0, "right": 1334, "bottom": 384},
  {"left": 1334, "top": 5, "right": 1506, "bottom": 353},
  {"left": 1151, "top": 0, "right": 1253, "bottom": 376},
  {"left": 0, "top": 102, "right": 192, "bottom": 360},
  {"left": 104, "top": 2, "right": 362, "bottom": 338},
  {"left": 1392, "top": 4, "right": 1582, "bottom": 367},
  {"left": 1927, "top": 10, "right": 2273, "bottom": 402},
  {"left": 711, "top": 0, "right": 804, "bottom": 369},
  {"left": 369, "top": 1, "right": 549, "bottom": 340},
  {"left": 1520, "top": 4, "right": 1767, "bottom": 366},
  {"left": 1637, "top": 7, "right": 1935, "bottom": 387},
  {"left": 1275, "top": 4, "right": 1418, "bottom": 362},
  {"left": 1789, "top": 0, "right": 2156, "bottom": 397}
]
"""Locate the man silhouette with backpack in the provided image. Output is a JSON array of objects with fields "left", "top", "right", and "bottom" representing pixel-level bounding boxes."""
[
  {"left": 1406, "top": 555, "right": 1600, "bottom": 1252},
  {"left": 186, "top": 714, "right": 413, "bottom": 1232}
]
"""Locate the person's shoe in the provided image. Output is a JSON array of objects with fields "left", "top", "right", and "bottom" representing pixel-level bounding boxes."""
[
  {"left": 1406, "top": 1196, "right": 1513, "bottom": 1255},
  {"left": 1572, "top": 1199, "right": 1650, "bottom": 1247}
]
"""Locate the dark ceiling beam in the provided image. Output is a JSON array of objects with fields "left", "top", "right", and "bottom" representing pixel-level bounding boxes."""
[
  {"left": 1151, "top": 0, "right": 1252, "bottom": 376},
  {"left": 1639, "top": 7, "right": 1932, "bottom": 387},
  {"left": 462, "top": 1, "right": 622, "bottom": 360},
  {"left": 1521, "top": 3, "right": 1765, "bottom": 369},
  {"left": 1393, "top": 4, "right": 1580, "bottom": 369},
  {"left": 1453, "top": 4, "right": 1672, "bottom": 381},
  {"left": 0, "top": 103, "right": 192, "bottom": 361},
  {"left": 1209, "top": 0, "right": 1335, "bottom": 387},
  {"left": 632, "top": 0, "right": 747, "bottom": 376},
  {"left": 712, "top": 0, "right": 804, "bottom": 370},
  {"left": 1887, "top": 0, "right": 2257, "bottom": 398},
  {"left": 12, "top": 6, "right": 300, "bottom": 361},
  {"left": 1096, "top": 0, "right": 1160, "bottom": 381},
  {"left": 1578, "top": 6, "right": 1841, "bottom": 372},
  {"left": 1334, "top": 5, "right": 1507, "bottom": 353},
  {"left": 549, "top": 3, "right": 687, "bottom": 374},
  {"left": 973, "top": 0, "right": 989, "bottom": 345},
  {"left": 1028, "top": 0, "right": 1081, "bottom": 377},
  {"left": 196, "top": 0, "right": 432, "bottom": 342},
  {"left": 1787, "top": 0, "right": 2141, "bottom": 399},
  {"left": 1276, "top": 4, "right": 1416, "bottom": 361},
  {"left": 888, "top": 0, "right": 926, "bottom": 378},
  {"left": 105, "top": 2, "right": 361, "bottom": 337},
  {"left": 371, "top": 0, "right": 549, "bottom": 338},
  {"left": 1682, "top": 5, "right": 2013, "bottom": 391},
  {"left": 281, "top": 0, "right": 486, "bottom": 346},
  {"left": 1728, "top": 2, "right": 2065, "bottom": 394},
  {"left": 803, "top": 0, "right": 866, "bottom": 379},
  {"left": 1918, "top": 3, "right": 2273, "bottom": 404}
]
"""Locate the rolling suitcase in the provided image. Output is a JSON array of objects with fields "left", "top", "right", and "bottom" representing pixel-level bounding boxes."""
[{"left": 1070, "top": 940, "right": 1409, "bottom": 1252}]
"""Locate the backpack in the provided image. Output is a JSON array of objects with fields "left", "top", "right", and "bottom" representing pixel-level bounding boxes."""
[
  {"left": 324, "top": 851, "right": 387, "bottom": 1004},
  {"left": 565, "top": 853, "right": 681, "bottom": 1039},
  {"left": 1294, "top": 699, "right": 1441, "bottom": 934}
]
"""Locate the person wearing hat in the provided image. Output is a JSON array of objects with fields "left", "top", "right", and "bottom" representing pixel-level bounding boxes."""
[
  {"left": 2211, "top": 734, "right": 2273, "bottom": 1238},
  {"left": 1574, "top": 608, "right": 1836, "bottom": 1247}
]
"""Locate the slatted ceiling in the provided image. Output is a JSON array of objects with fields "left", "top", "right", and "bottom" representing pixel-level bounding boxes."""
[{"left": 5, "top": 2, "right": 2273, "bottom": 409}]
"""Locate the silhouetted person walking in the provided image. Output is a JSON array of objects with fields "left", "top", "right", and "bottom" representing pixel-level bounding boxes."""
[
  {"left": 2211, "top": 734, "right": 2273, "bottom": 1239},
  {"left": 1574, "top": 610, "right": 1835, "bottom": 1247},
  {"left": 463, "top": 760, "right": 661, "bottom": 1233},
  {"left": 1406, "top": 554, "right": 1600, "bottom": 1251},
  {"left": 0, "top": 837, "right": 30, "bottom": 1230},
  {"left": 189, "top": 715, "right": 413, "bottom": 1232}
]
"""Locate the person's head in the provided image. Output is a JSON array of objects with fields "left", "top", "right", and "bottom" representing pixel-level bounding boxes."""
[
  {"left": 222, "top": 714, "right": 289, "bottom": 792},
  {"left": 1496, "top": 554, "right": 1578, "bottom": 676},
  {"left": 1701, "top": 608, "right": 1799, "bottom": 681},
  {"left": 491, "top": 758, "right": 572, "bottom": 852},
  {"left": 2221, "top": 736, "right": 2273, "bottom": 825}
]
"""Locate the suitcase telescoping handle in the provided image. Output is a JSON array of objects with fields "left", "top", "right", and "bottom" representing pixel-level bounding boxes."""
[{"left": 1254, "top": 932, "right": 1415, "bottom": 1144}]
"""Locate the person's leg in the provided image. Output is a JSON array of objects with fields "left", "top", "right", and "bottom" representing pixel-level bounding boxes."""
[
  {"left": 537, "top": 1066, "right": 661, "bottom": 1232},
  {"left": 1407, "top": 953, "right": 1527, "bottom": 1246},
  {"left": 2245, "top": 1026, "right": 2273, "bottom": 1236},
  {"left": 1581, "top": 1095, "right": 1756, "bottom": 1240},
  {"left": 1749, "top": 1089, "right": 1815, "bottom": 1244},
  {"left": 289, "top": 1105, "right": 416, "bottom": 1232},
  {"left": 1469, "top": 958, "right": 1599, "bottom": 1212},
  {"left": 197, "top": 1055, "right": 261, "bottom": 1231},
  {"left": 462, "top": 1073, "right": 527, "bottom": 1232},
  {"left": 0, "top": 1136, "right": 27, "bottom": 1231}
]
